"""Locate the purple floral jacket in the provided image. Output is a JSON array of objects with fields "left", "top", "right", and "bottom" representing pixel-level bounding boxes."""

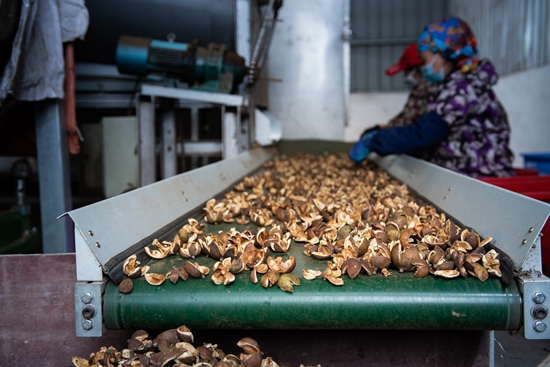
[
  {"left": 427, "top": 59, "right": 514, "bottom": 177},
  {"left": 388, "top": 79, "right": 438, "bottom": 127}
]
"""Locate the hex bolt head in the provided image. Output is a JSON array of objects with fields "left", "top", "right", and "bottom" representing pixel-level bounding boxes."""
[
  {"left": 533, "top": 292, "right": 547, "bottom": 304},
  {"left": 81, "top": 292, "right": 94, "bottom": 304},
  {"left": 82, "top": 319, "right": 94, "bottom": 330},
  {"left": 533, "top": 320, "right": 547, "bottom": 333}
]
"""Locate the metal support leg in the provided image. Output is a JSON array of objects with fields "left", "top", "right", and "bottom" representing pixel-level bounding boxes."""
[
  {"left": 161, "top": 107, "right": 176, "bottom": 179},
  {"left": 34, "top": 99, "right": 73, "bottom": 253},
  {"left": 138, "top": 96, "right": 156, "bottom": 186},
  {"left": 222, "top": 106, "right": 239, "bottom": 159},
  {"left": 190, "top": 107, "right": 199, "bottom": 170}
]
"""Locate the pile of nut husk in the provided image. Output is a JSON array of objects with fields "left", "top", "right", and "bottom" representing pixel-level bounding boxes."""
[
  {"left": 72, "top": 325, "right": 320, "bottom": 367},
  {"left": 120, "top": 153, "right": 502, "bottom": 292}
]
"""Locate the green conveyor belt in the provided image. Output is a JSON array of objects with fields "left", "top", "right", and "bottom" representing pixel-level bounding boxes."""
[
  {"left": 104, "top": 224, "right": 522, "bottom": 331},
  {"left": 103, "top": 144, "right": 524, "bottom": 331}
]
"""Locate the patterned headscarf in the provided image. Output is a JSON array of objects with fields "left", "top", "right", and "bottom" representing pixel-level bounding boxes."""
[{"left": 417, "top": 17, "right": 480, "bottom": 73}]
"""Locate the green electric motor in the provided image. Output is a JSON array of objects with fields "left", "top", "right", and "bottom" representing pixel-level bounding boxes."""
[{"left": 116, "top": 35, "right": 247, "bottom": 94}]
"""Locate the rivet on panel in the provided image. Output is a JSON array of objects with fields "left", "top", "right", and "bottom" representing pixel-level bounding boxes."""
[
  {"left": 522, "top": 239, "right": 527, "bottom": 245},
  {"left": 529, "top": 227, "right": 534, "bottom": 233},
  {"left": 88, "top": 230, "right": 93, "bottom": 236},
  {"left": 95, "top": 242, "right": 101, "bottom": 248}
]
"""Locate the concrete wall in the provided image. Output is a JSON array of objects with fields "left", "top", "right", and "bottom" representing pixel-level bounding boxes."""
[
  {"left": 494, "top": 64, "right": 550, "bottom": 166},
  {"left": 265, "top": 0, "right": 347, "bottom": 140},
  {"left": 345, "top": 64, "right": 550, "bottom": 167}
]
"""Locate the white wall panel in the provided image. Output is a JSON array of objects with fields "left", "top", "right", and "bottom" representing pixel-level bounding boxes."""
[{"left": 266, "top": 0, "right": 347, "bottom": 140}]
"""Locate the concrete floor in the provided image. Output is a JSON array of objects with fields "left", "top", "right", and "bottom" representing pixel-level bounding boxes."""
[{"left": 494, "top": 331, "right": 550, "bottom": 367}]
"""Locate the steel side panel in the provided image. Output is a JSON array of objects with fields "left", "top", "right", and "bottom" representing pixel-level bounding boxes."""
[
  {"left": 141, "top": 84, "right": 243, "bottom": 106},
  {"left": 67, "top": 147, "right": 277, "bottom": 268},
  {"left": 373, "top": 154, "right": 550, "bottom": 269}
]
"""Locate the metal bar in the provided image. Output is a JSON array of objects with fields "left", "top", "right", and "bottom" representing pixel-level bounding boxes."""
[
  {"left": 222, "top": 108, "right": 240, "bottom": 159},
  {"left": 176, "top": 141, "right": 222, "bottom": 156},
  {"left": 519, "top": 272, "right": 550, "bottom": 339},
  {"left": 161, "top": 107, "right": 177, "bottom": 179},
  {"left": 236, "top": 0, "right": 251, "bottom": 65},
  {"left": 137, "top": 96, "right": 156, "bottom": 186},
  {"left": 75, "top": 93, "right": 134, "bottom": 109},
  {"left": 75, "top": 227, "right": 102, "bottom": 282},
  {"left": 141, "top": 84, "right": 243, "bottom": 107},
  {"left": 350, "top": 38, "right": 417, "bottom": 46},
  {"left": 34, "top": 99, "right": 73, "bottom": 253},
  {"left": 343, "top": 0, "right": 351, "bottom": 127},
  {"left": 190, "top": 107, "right": 199, "bottom": 169}
]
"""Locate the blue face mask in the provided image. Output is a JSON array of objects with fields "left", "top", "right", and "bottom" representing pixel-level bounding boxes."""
[{"left": 421, "top": 54, "right": 445, "bottom": 83}]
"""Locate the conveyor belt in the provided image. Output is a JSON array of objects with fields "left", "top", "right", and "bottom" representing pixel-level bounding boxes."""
[
  {"left": 70, "top": 141, "right": 550, "bottom": 338},
  {"left": 104, "top": 223, "right": 522, "bottom": 331}
]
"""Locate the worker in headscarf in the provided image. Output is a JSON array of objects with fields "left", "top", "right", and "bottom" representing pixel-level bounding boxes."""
[
  {"left": 350, "top": 17, "right": 514, "bottom": 178},
  {"left": 384, "top": 42, "right": 438, "bottom": 128},
  {"left": 359, "top": 43, "right": 437, "bottom": 140}
]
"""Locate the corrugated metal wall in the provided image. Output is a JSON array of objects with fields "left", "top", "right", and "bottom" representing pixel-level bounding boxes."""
[
  {"left": 449, "top": 0, "right": 550, "bottom": 76},
  {"left": 350, "top": 0, "right": 447, "bottom": 92}
]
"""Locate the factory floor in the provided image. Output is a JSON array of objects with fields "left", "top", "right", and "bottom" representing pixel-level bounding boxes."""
[{"left": 494, "top": 330, "right": 550, "bottom": 366}]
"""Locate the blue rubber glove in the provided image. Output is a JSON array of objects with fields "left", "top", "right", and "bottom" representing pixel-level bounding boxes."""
[{"left": 349, "top": 130, "right": 377, "bottom": 163}]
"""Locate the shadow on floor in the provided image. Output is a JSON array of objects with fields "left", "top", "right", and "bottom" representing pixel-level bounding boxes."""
[{"left": 494, "top": 330, "right": 550, "bottom": 367}]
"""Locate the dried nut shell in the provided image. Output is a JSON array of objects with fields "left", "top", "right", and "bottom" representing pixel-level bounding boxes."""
[
  {"left": 359, "top": 258, "right": 375, "bottom": 276},
  {"left": 237, "top": 337, "right": 261, "bottom": 354},
  {"left": 175, "top": 342, "right": 197, "bottom": 363},
  {"left": 176, "top": 325, "right": 194, "bottom": 343},
  {"left": 250, "top": 268, "right": 258, "bottom": 284},
  {"left": 72, "top": 356, "right": 90, "bottom": 367},
  {"left": 140, "top": 265, "right": 150, "bottom": 276},
  {"left": 156, "top": 329, "right": 180, "bottom": 344},
  {"left": 303, "top": 269, "right": 322, "bottom": 280},
  {"left": 131, "top": 329, "right": 149, "bottom": 341},
  {"left": 256, "top": 263, "right": 269, "bottom": 274},
  {"left": 326, "top": 276, "right": 344, "bottom": 286},
  {"left": 197, "top": 345, "right": 213, "bottom": 361},
  {"left": 469, "top": 263, "right": 489, "bottom": 282},
  {"left": 229, "top": 257, "right": 246, "bottom": 274},
  {"left": 184, "top": 261, "right": 205, "bottom": 278},
  {"left": 370, "top": 255, "right": 391, "bottom": 270},
  {"left": 240, "top": 352, "right": 262, "bottom": 367},
  {"left": 434, "top": 269, "right": 460, "bottom": 278},
  {"left": 145, "top": 245, "right": 169, "bottom": 259},
  {"left": 145, "top": 273, "right": 166, "bottom": 286},
  {"left": 462, "top": 230, "right": 480, "bottom": 249},
  {"left": 167, "top": 268, "right": 180, "bottom": 284},
  {"left": 178, "top": 228, "right": 190, "bottom": 243},
  {"left": 281, "top": 256, "right": 296, "bottom": 273},
  {"left": 345, "top": 258, "right": 362, "bottom": 280},
  {"left": 436, "top": 260, "right": 455, "bottom": 271},
  {"left": 277, "top": 273, "right": 301, "bottom": 293},
  {"left": 118, "top": 278, "right": 134, "bottom": 294},
  {"left": 177, "top": 267, "right": 189, "bottom": 281},
  {"left": 127, "top": 338, "right": 145, "bottom": 351},
  {"left": 123, "top": 254, "right": 142, "bottom": 278}
]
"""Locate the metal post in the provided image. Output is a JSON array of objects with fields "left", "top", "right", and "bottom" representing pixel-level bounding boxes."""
[
  {"left": 222, "top": 106, "right": 240, "bottom": 159},
  {"left": 137, "top": 95, "right": 156, "bottom": 186},
  {"left": 34, "top": 99, "right": 73, "bottom": 253},
  {"left": 161, "top": 106, "right": 176, "bottom": 179},
  {"left": 190, "top": 107, "right": 199, "bottom": 170}
]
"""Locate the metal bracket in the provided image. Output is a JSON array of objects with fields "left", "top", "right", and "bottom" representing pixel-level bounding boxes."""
[
  {"left": 519, "top": 273, "right": 550, "bottom": 339},
  {"left": 74, "top": 280, "right": 108, "bottom": 337}
]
